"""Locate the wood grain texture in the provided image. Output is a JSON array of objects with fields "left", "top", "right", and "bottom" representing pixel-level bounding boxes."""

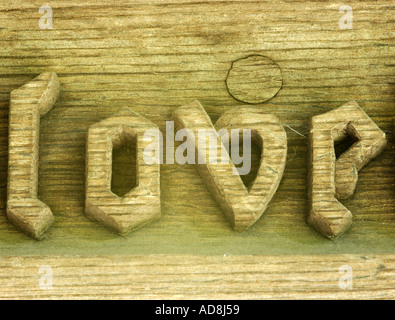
[
  {"left": 0, "top": 254, "right": 394, "bottom": 299},
  {"left": 0, "top": 0, "right": 394, "bottom": 299},
  {"left": 173, "top": 101, "right": 287, "bottom": 231},
  {"left": 308, "top": 101, "right": 387, "bottom": 239},
  {"left": 7, "top": 72, "right": 60, "bottom": 239},
  {"left": 85, "top": 107, "right": 161, "bottom": 234},
  {"left": 225, "top": 55, "right": 283, "bottom": 104}
]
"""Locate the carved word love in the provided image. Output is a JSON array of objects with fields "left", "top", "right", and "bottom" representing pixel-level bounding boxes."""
[{"left": 6, "top": 72, "right": 387, "bottom": 240}]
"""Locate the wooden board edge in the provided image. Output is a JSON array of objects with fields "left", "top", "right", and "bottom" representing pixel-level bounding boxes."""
[{"left": 0, "top": 254, "right": 393, "bottom": 299}]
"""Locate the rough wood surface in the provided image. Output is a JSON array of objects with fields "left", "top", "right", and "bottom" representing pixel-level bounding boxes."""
[
  {"left": 308, "top": 101, "right": 387, "bottom": 239},
  {"left": 0, "top": 254, "right": 394, "bottom": 299},
  {"left": 173, "top": 101, "right": 287, "bottom": 231},
  {"left": 226, "top": 55, "right": 283, "bottom": 104},
  {"left": 7, "top": 72, "right": 60, "bottom": 239},
  {"left": 85, "top": 107, "right": 161, "bottom": 234},
  {"left": 0, "top": 0, "right": 394, "bottom": 299}
]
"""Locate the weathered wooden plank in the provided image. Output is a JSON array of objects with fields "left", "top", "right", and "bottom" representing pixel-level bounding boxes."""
[
  {"left": 0, "top": 0, "right": 393, "bottom": 299},
  {"left": 0, "top": 255, "right": 394, "bottom": 299}
]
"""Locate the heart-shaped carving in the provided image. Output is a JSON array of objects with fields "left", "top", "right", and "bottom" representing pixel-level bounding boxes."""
[{"left": 173, "top": 101, "right": 287, "bottom": 231}]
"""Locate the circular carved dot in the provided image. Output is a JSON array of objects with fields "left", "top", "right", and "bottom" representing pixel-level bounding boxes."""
[{"left": 226, "top": 55, "right": 283, "bottom": 104}]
